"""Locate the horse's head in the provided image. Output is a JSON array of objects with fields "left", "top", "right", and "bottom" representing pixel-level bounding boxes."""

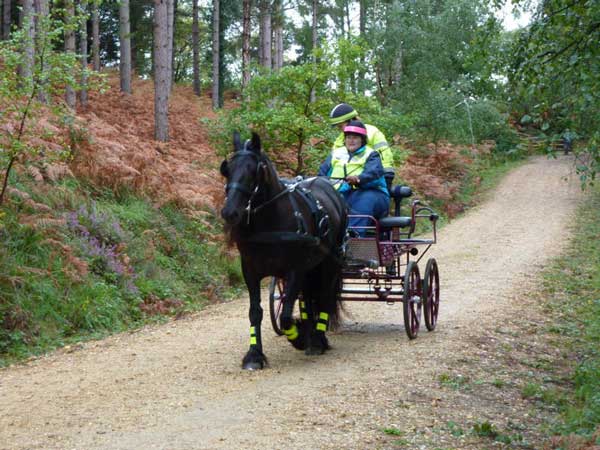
[{"left": 220, "top": 132, "right": 264, "bottom": 226}]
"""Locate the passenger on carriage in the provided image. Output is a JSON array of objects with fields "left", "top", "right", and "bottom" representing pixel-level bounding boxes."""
[
  {"left": 329, "top": 102, "right": 395, "bottom": 192},
  {"left": 318, "top": 120, "right": 390, "bottom": 235}
]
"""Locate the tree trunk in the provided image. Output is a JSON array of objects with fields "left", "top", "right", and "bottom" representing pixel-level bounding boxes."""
[
  {"left": 273, "top": 0, "right": 283, "bottom": 70},
  {"left": 2, "top": 0, "right": 11, "bottom": 39},
  {"left": 259, "top": 0, "right": 271, "bottom": 70},
  {"left": 344, "top": 0, "right": 350, "bottom": 39},
  {"left": 91, "top": 0, "right": 100, "bottom": 70},
  {"left": 119, "top": 0, "right": 132, "bottom": 93},
  {"left": 241, "top": 0, "right": 251, "bottom": 90},
  {"left": 217, "top": 2, "right": 224, "bottom": 107},
  {"left": 21, "top": 0, "right": 34, "bottom": 83},
  {"left": 211, "top": 0, "right": 219, "bottom": 110},
  {"left": 154, "top": 0, "right": 169, "bottom": 141},
  {"left": 79, "top": 0, "right": 88, "bottom": 107},
  {"left": 167, "top": 0, "right": 174, "bottom": 90},
  {"left": 64, "top": 0, "right": 76, "bottom": 108},
  {"left": 358, "top": 0, "right": 366, "bottom": 94},
  {"left": 192, "top": 0, "right": 200, "bottom": 95},
  {"left": 34, "top": 0, "right": 48, "bottom": 102},
  {"left": 310, "top": 0, "right": 317, "bottom": 103},
  {"left": 119, "top": 0, "right": 132, "bottom": 94}
]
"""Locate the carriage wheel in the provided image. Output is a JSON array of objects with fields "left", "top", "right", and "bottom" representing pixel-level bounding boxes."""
[
  {"left": 268, "top": 277, "right": 286, "bottom": 335},
  {"left": 403, "top": 261, "right": 422, "bottom": 339},
  {"left": 423, "top": 258, "right": 440, "bottom": 331}
]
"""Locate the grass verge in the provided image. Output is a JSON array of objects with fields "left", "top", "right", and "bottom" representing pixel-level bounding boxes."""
[
  {"left": 540, "top": 183, "right": 600, "bottom": 446},
  {"left": 0, "top": 175, "right": 242, "bottom": 366}
]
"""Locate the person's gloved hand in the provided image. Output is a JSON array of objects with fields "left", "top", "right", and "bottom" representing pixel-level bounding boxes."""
[{"left": 345, "top": 175, "right": 360, "bottom": 186}]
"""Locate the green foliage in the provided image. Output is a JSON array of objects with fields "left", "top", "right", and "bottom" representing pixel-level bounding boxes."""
[
  {"left": 209, "top": 49, "right": 422, "bottom": 175},
  {"left": 472, "top": 420, "right": 498, "bottom": 438},
  {"left": 381, "top": 427, "right": 404, "bottom": 436},
  {"left": 510, "top": 0, "right": 600, "bottom": 185},
  {"left": 439, "top": 372, "right": 471, "bottom": 390},
  {"left": 0, "top": 178, "right": 241, "bottom": 365},
  {"left": 446, "top": 421, "right": 465, "bottom": 437},
  {"left": 208, "top": 58, "right": 338, "bottom": 175}
]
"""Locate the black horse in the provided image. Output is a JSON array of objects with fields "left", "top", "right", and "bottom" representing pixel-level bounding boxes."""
[{"left": 220, "top": 132, "right": 347, "bottom": 370}]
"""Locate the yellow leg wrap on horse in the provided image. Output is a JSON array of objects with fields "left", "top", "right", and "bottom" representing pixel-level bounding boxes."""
[
  {"left": 283, "top": 324, "right": 299, "bottom": 341},
  {"left": 250, "top": 326, "right": 257, "bottom": 345},
  {"left": 316, "top": 312, "right": 329, "bottom": 331},
  {"left": 300, "top": 301, "right": 308, "bottom": 320}
]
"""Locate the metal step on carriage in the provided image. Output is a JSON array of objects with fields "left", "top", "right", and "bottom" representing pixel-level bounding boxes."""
[{"left": 268, "top": 185, "right": 441, "bottom": 339}]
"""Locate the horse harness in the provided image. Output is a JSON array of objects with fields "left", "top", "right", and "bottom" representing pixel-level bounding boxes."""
[{"left": 225, "top": 151, "right": 330, "bottom": 246}]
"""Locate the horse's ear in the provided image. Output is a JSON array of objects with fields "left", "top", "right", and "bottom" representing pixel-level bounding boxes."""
[
  {"left": 220, "top": 160, "right": 229, "bottom": 177},
  {"left": 233, "top": 131, "right": 241, "bottom": 152},
  {"left": 250, "top": 132, "right": 261, "bottom": 154}
]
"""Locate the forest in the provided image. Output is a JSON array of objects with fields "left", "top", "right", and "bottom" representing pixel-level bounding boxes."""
[{"left": 1, "top": 1, "right": 600, "bottom": 446}]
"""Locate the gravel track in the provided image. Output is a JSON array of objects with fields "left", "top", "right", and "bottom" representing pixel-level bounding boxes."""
[{"left": 0, "top": 155, "right": 582, "bottom": 450}]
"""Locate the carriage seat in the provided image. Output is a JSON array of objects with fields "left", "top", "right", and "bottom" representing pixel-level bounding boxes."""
[
  {"left": 379, "top": 216, "right": 412, "bottom": 229},
  {"left": 379, "top": 185, "right": 414, "bottom": 229}
]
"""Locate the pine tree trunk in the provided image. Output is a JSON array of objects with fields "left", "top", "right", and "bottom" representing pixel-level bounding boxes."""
[
  {"left": 310, "top": 0, "right": 317, "bottom": 103},
  {"left": 218, "top": 4, "right": 224, "bottom": 107},
  {"left": 154, "top": 0, "right": 169, "bottom": 141},
  {"left": 33, "top": 0, "right": 48, "bottom": 102},
  {"left": 344, "top": 0, "right": 350, "bottom": 39},
  {"left": 192, "top": 0, "right": 200, "bottom": 95},
  {"left": 259, "top": 0, "right": 271, "bottom": 70},
  {"left": 167, "top": 0, "right": 174, "bottom": 89},
  {"left": 241, "top": 0, "right": 251, "bottom": 90},
  {"left": 119, "top": 0, "right": 132, "bottom": 94},
  {"left": 273, "top": 0, "right": 283, "bottom": 70},
  {"left": 2, "top": 0, "right": 11, "bottom": 39},
  {"left": 211, "top": 0, "right": 219, "bottom": 110},
  {"left": 64, "top": 0, "right": 76, "bottom": 108},
  {"left": 92, "top": 1, "right": 100, "bottom": 70},
  {"left": 358, "top": 0, "right": 366, "bottom": 94},
  {"left": 258, "top": 0, "right": 264, "bottom": 67},
  {"left": 21, "top": 0, "right": 35, "bottom": 82},
  {"left": 79, "top": 0, "right": 88, "bottom": 107}
]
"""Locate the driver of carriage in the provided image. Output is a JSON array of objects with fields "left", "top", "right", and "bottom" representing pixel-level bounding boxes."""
[
  {"left": 318, "top": 120, "right": 390, "bottom": 234},
  {"left": 329, "top": 102, "right": 395, "bottom": 192}
]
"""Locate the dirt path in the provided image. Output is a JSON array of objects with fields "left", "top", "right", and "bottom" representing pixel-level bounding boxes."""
[{"left": 0, "top": 155, "right": 583, "bottom": 450}]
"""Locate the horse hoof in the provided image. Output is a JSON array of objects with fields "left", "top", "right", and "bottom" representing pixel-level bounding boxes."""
[
  {"left": 242, "top": 361, "right": 264, "bottom": 371},
  {"left": 305, "top": 346, "right": 325, "bottom": 356}
]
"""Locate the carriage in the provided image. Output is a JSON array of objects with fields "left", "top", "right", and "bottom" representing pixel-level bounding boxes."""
[{"left": 268, "top": 184, "right": 440, "bottom": 340}]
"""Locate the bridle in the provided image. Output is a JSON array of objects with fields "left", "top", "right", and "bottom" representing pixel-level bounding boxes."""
[
  {"left": 224, "top": 150, "right": 290, "bottom": 224},
  {"left": 225, "top": 150, "right": 262, "bottom": 198}
]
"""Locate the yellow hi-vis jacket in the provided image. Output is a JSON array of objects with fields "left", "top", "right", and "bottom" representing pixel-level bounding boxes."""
[
  {"left": 334, "top": 123, "right": 394, "bottom": 175},
  {"left": 329, "top": 145, "right": 388, "bottom": 194}
]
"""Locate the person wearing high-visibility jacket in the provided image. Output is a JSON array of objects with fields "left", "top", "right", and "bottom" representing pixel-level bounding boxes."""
[
  {"left": 318, "top": 120, "right": 389, "bottom": 235},
  {"left": 329, "top": 103, "right": 395, "bottom": 191}
]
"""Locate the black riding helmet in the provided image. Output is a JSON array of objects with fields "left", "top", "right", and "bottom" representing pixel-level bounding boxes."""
[{"left": 329, "top": 103, "right": 358, "bottom": 125}]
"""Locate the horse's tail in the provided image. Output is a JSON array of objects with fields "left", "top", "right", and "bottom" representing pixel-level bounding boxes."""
[
  {"left": 327, "top": 266, "right": 345, "bottom": 331},
  {"left": 307, "top": 255, "right": 344, "bottom": 331}
]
